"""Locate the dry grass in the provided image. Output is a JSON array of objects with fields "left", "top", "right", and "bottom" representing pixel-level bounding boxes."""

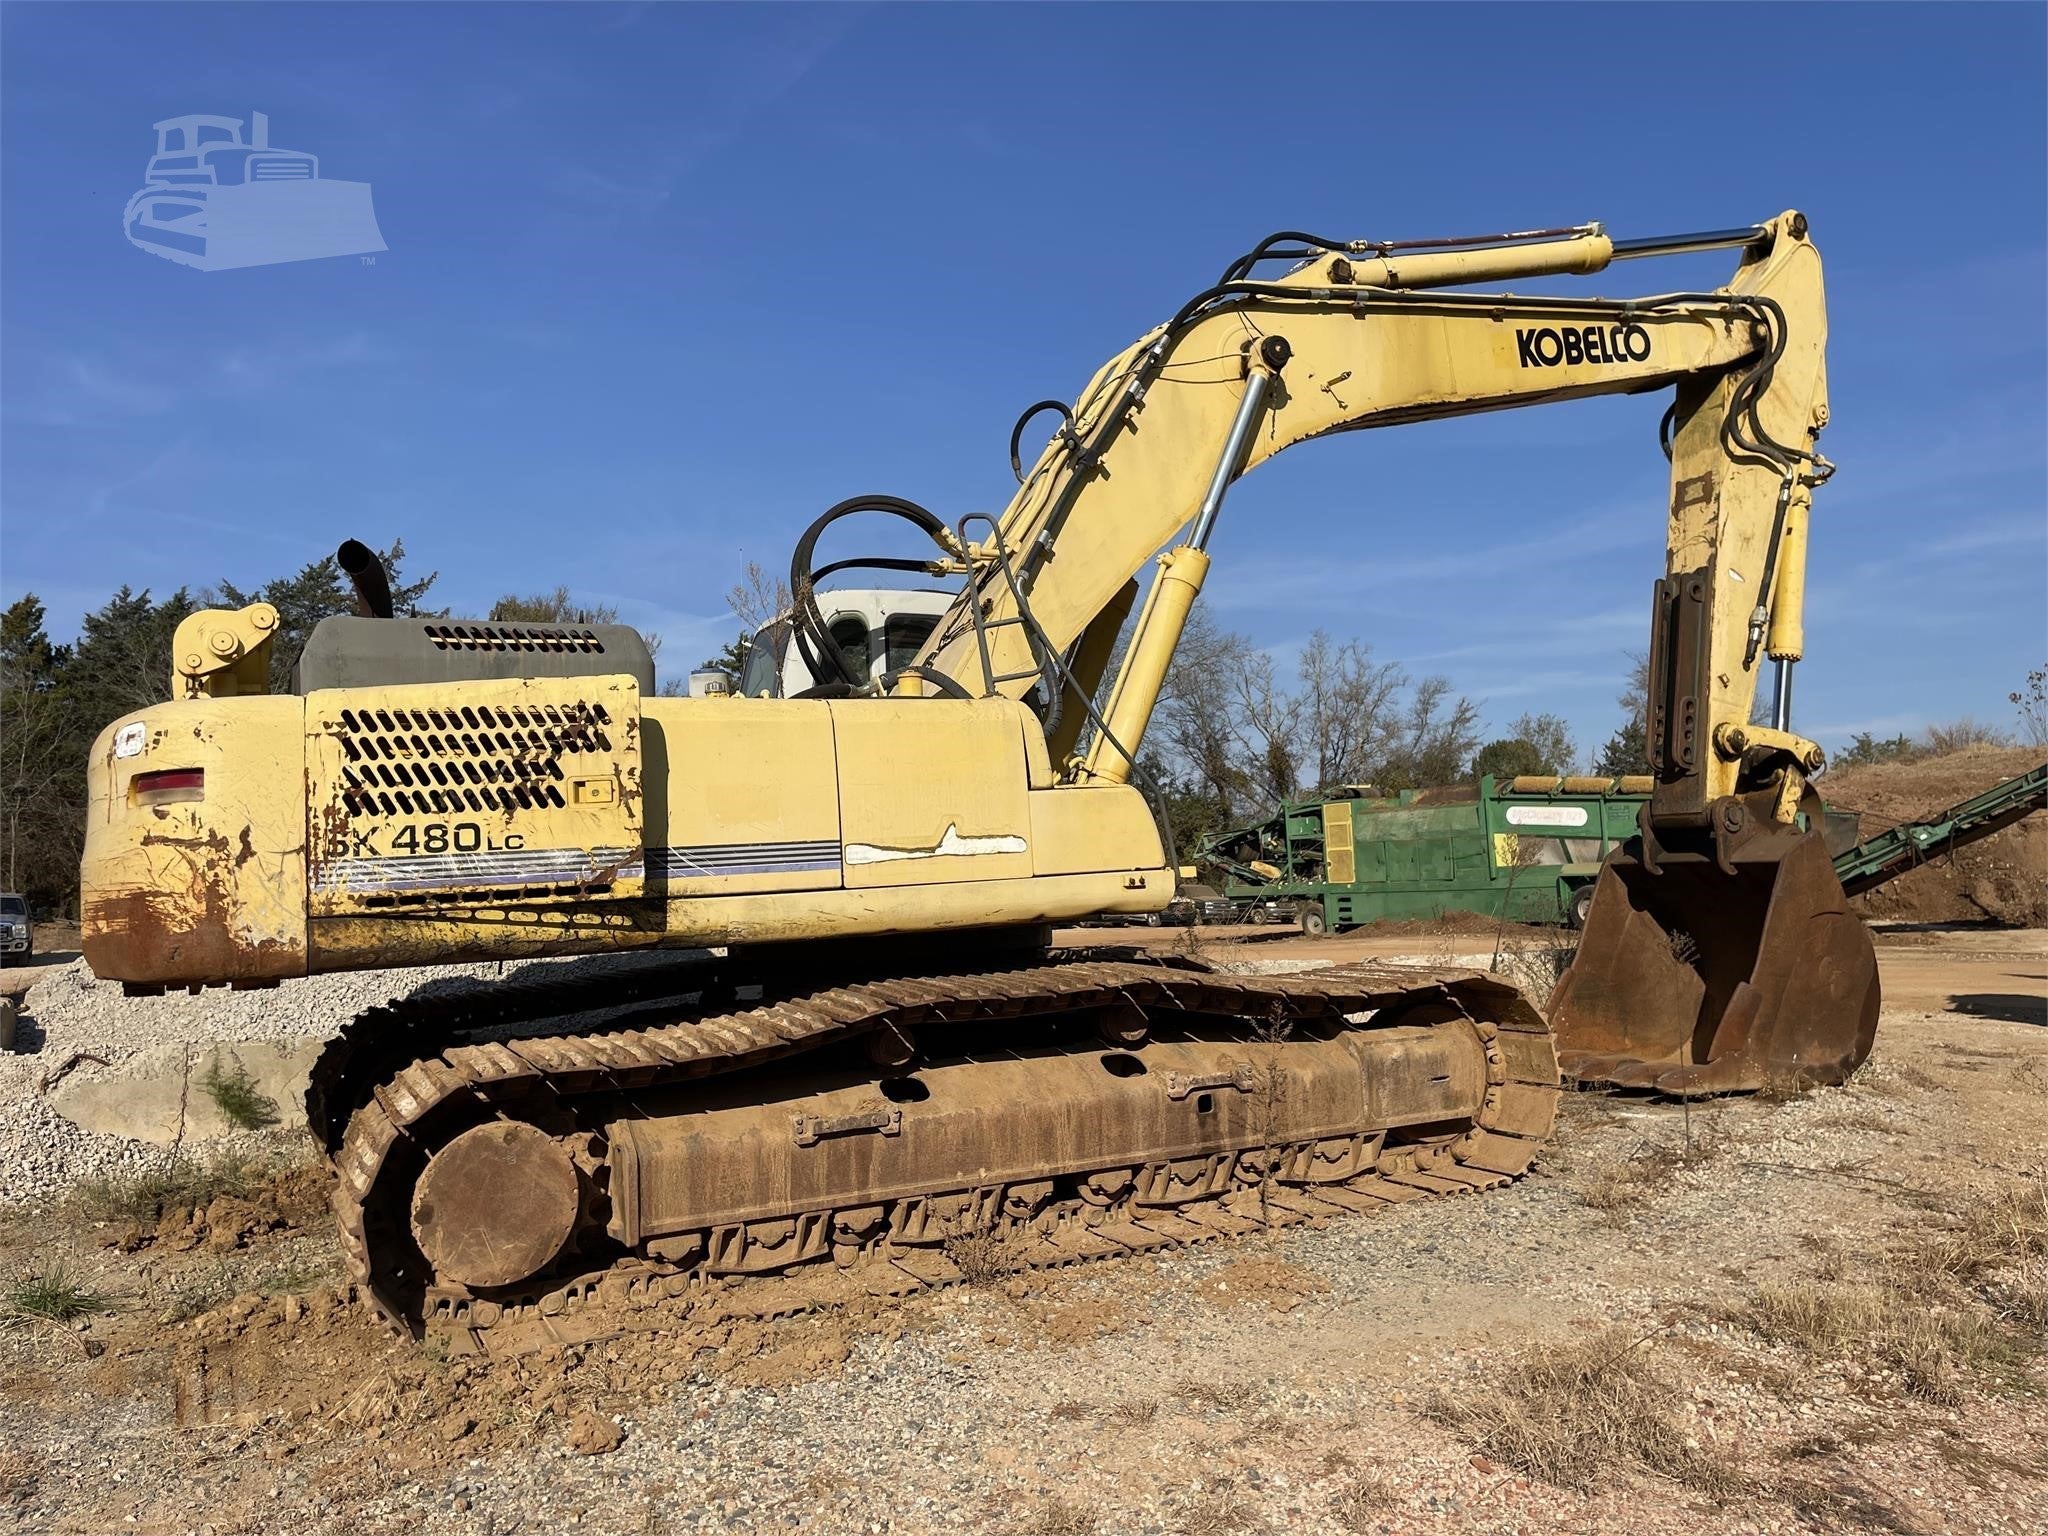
[
  {"left": 1175, "top": 1376, "right": 1266, "bottom": 1412},
  {"left": 71, "top": 1150, "right": 265, "bottom": 1226},
  {"left": 1735, "top": 1280, "right": 2025, "bottom": 1401},
  {"left": 1426, "top": 1329, "right": 1744, "bottom": 1494},
  {"left": 1488, "top": 931, "right": 1576, "bottom": 997},
  {"left": 1171, "top": 1489, "right": 1264, "bottom": 1536},
  {"left": 941, "top": 1221, "right": 1021, "bottom": 1286},
  {"left": 0, "top": 1451, "right": 37, "bottom": 1505},
  {"left": 1755, "top": 1066, "right": 1825, "bottom": 1103},
  {"left": 1329, "top": 1471, "right": 1396, "bottom": 1533},
  {"left": 1817, "top": 1102, "right": 1905, "bottom": 1136},
  {"left": 1853, "top": 1058, "right": 1945, "bottom": 1099},
  {"left": 1006, "top": 1494, "right": 1098, "bottom": 1536},
  {"left": 1773, "top": 1473, "right": 1921, "bottom": 1534},
  {"left": 1577, "top": 1119, "right": 1733, "bottom": 1220},
  {"left": 1728, "top": 1170, "right": 2046, "bottom": 1402}
]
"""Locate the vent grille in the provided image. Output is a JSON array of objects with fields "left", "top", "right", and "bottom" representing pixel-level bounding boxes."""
[
  {"left": 422, "top": 624, "right": 607, "bottom": 654},
  {"left": 332, "top": 700, "right": 614, "bottom": 819}
]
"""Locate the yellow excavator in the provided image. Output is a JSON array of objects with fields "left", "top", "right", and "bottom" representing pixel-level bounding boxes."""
[{"left": 79, "top": 211, "right": 1875, "bottom": 1347}]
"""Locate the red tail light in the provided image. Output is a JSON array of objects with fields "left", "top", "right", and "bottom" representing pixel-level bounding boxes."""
[{"left": 131, "top": 768, "right": 205, "bottom": 805}]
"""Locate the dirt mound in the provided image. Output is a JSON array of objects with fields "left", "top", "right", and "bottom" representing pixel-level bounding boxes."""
[{"left": 1821, "top": 746, "right": 2046, "bottom": 925}]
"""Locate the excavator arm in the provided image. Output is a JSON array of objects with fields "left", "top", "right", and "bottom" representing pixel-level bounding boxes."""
[
  {"left": 903, "top": 215, "right": 1827, "bottom": 800},
  {"left": 810, "top": 209, "right": 1865, "bottom": 1093}
]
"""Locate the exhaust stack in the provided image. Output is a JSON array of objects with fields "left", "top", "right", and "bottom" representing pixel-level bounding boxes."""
[{"left": 337, "top": 539, "right": 394, "bottom": 619}]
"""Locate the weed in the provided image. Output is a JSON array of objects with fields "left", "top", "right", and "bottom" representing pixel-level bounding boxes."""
[
  {"left": 1007, "top": 1494, "right": 1098, "bottom": 1536},
  {"left": 162, "top": 1263, "right": 233, "bottom": 1323},
  {"left": 1756, "top": 1066, "right": 1822, "bottom": 1103},
  {"left": 1330, "top": 1472, "right": 1394, "bottom": 1533},
  {"left": 1048, "top": 1398, "right": 1090, "bottom": 1422},
  {"left": 1577, "top": 1123, "right": 1730, "bottom": 1220},
  {"left": 200, "top": 1057, "right": 279, "bottom": 1131},
  {"left": 264, "top": 1256, "right": 338, "bottom": 1296},
  {"left": 1732, "top": 1276, "right": 2035, "bottom": 1402},
  {"left": 1105, "top": 1398, "right": 1158, "bottom": 1425},
  {"left": 72, "top": 1150, "right": 265, "bottom": 1226},
  {"left": 1172, "top": 1490, "right": 1262, "bottom": 1536},
  {"left": 1426, "top": 1329, "right": 1743, "bottom": 1495},
  {"left": 4, "top": 1265, "right": 114, "bottom": 1324},
  {"left": 1175, "top": 1376, "right": 1265, "bottom": 1412},
  {"left": 942, "top": 1221, "right": 1019, "bottom": 1286},
  {"left": 1246, "top": 1007, "right": 1293, "bottom": 1226}
]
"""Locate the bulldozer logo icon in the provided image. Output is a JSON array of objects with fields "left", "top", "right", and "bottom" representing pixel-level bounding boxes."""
[{"left": 123, "top": 111, "right": 387, "bottom": 271}]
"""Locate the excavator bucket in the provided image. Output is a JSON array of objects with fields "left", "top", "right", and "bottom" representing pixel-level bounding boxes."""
[{"left": 1549, "top": 829, "right": 1879, "bottom": 1095}]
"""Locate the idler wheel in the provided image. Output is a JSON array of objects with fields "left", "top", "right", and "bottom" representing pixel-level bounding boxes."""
[{"left": 411, "top": 1121, "right": 580, "bottom": 1290}]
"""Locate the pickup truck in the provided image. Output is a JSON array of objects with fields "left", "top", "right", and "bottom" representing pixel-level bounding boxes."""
[{"left": 0, "top": 894, "right": 31, "bottom": 967}]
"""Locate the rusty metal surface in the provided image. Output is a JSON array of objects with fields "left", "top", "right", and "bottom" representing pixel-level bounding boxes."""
[
  {"left": 1551, "top": 827, "right": 1879, "bottom": 1094},
  {"left": 410, "top": 1121, "right": 581, "bottom": 1289},
  {"left": 317, "top": 955, "right": 1559, "bottom": 1349}
]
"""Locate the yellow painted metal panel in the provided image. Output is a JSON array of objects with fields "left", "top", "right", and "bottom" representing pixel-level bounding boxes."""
[
  {"left": 643, "top": 698, "right": 841, "bottom": 896},
  {"left": 304, "top": 675, "right": 642, "bottom": 916},
  {"left": 1324, "top": 802, "right": 1356, "bottom": 884},
  {"left": 1027, "top": 784, "right": 1165, "bottom": 877},
  {"left": 831, "top": 700, "right": 1033, "bottom": 889},
  {"left": 81, "top": 696, "right": 308, "bottom": 983}
]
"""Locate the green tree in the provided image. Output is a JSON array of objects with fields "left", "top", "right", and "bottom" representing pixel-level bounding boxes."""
[
  {"left": 1590, "top": 651, "right": 1652, "bottom": 777},
  {"left": 0, "top": 585, "right": 203, "bottom": 911},
  {"left": 1472, "top": 737, "right": 1546, "bottom": 782},
  {"left": 1472, "top": 711, "right": 1575, "bottom": 782},
  {"left": 1591, "top": 715, "right": 1649, "bottom": 778},
  {"left": 0, "top": 596, "right": 73, "bottom": 900},
  {"left": 1831, "top": 731, "right": 1918, "bottom": 769}
]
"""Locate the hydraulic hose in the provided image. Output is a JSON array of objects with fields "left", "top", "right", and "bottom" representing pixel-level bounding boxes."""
[{"left": 787, "top": 495, "right": 954, "bottom": 689}]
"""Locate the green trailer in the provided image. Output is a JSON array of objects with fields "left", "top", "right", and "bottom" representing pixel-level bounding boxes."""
[{"left": 1199, "top": 775, "right": 1655, "bottom": 934}]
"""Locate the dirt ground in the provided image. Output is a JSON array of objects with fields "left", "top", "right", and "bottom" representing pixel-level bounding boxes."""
[{"left": 1, "top": 922, "right": 2043, "bottom": 1536}]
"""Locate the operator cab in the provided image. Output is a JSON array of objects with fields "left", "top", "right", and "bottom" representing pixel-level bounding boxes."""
[{"left": 737, "top": 588, "right": 953, "bottom": 698}]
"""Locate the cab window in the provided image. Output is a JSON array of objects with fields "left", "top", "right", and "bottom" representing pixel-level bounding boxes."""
[
  {"left": 884, "top": 613, "right": 939, "bottom": 674},
  {"left": 827, "top": 616, "right": 872, "bottom": 682},
  {"left": 740, "top": 620, "right": 790, "bottom": 697}
]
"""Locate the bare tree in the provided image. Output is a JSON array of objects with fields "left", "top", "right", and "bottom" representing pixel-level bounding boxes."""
[
  {"left": 1380, "top": 676, "right": 1482, "bottom": 791},
  {"left": 1150, "top": 610, "right": 1481, "bottom": 813},
  {"left": 726, "top": 561, "right": 793, "bottom": 633},
  {"left": 2010, "top": 664, "right": 2047, "bottom": 748}
]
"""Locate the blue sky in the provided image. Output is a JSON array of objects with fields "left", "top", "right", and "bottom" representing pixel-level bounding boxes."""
[{"left": 2, "top": 2, "right": 2043, "bottom": 760}]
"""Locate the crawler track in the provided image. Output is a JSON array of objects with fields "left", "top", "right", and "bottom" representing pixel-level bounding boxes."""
[{"left": 322, "top": 955, "right": 1559, "bottom": 1355}]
